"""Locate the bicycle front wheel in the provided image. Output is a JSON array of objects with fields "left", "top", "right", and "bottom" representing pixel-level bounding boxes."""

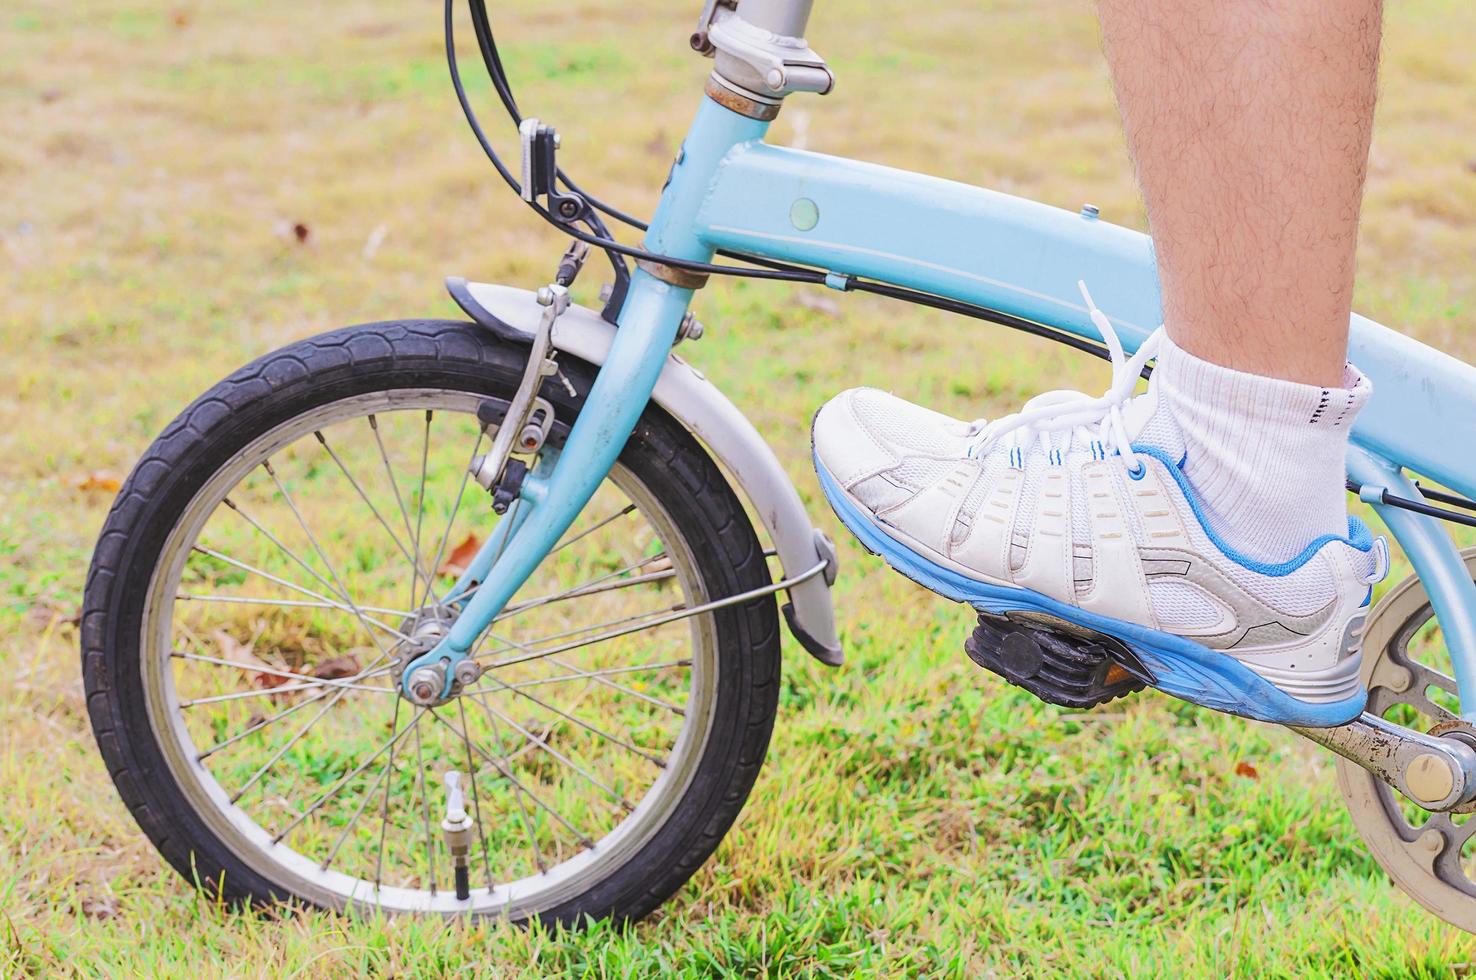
[{"left": 82, "top": 319, "right": 780, "bottom": 922}]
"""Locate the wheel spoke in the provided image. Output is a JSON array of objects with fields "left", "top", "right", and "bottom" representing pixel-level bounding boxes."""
[
  {"left": 260, "top": 462, "right": 397, "bottom": 663},
  {"left": 473, "top": 697, "right": 547, "bottom": 875},
  {"left": 495, "top": 659, "right": 692, "bottom": 694},
  {"left": 427, "top": 707, "right": 591, "bottom": 847},
  {"left": 470, "top": 691, "right": 635, "bottom": 812},
  {"left": 480, "top": 673, "right": 667, "bottom": 766},
  {"left": 495, "top": 602, "right": 686, "bottom": 654},
  {"left": 218, "top": 496, "right": 359, "bottom": 610},
  {"left": 478, "top": 618, "right": 691, "bottom": 707},
  {"left": 321, "top": 745, "right": 394, "bottom": 874},
  {"left": 182, "top": 681, "right": 362, "bottom": 707},
  {"left": 455, "top": 697, "right": 499, "bottom": 891},
  {"left": 367, "top": 414, "right": 435, "bottom": 604},
  {"left": 418, "top": 426, "right": 486, "bottom": 612},
  {"left": 274, "top": 707, "right": 424, "bottom": 844},
  {"left": 187, "top": 547, "right": 411, "bottom": 644},
  {"left": 550, "top": 503, "right": 637, "bottom": 555},
  {"left": 490, "top": 553, "right": 672, "bottom": 624},
  {"left": 228, "top": 652, "right": 391, "bottom": 804},
  {"left": 411, "top": 709, "right": 439, "bottom": 894},
  {"left": 412, "top": 410, "right": 433, "bottom": 610},
  {"left": 177, "top": 593, "right": 412, "bottom": 620},
  {"left": 316, "top": 428, "right": 435, "bottom": 599},
  {"left": 197, "top": 688, "right": 331, "bottom": 759},
  {"left": 546, "top": 655, "right": 686, "bottom": 715},
  {"left": 172, "top": 649, "right": 395, "bottom": 695},
  {"left": 449, "top": 566, "right": 675, "bottom": 613},
  {"left": 375, "top": 697, "right": 405, "bottom": 891},
  {"left": 479, "top": 619, "right": 687, "bottom": 716}
]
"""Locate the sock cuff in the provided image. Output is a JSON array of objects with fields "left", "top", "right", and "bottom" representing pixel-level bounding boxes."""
[{"left": 1156, "top": 332, "right": 1371, "bottom": 433}]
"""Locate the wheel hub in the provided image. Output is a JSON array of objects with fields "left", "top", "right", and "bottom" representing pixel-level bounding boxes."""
[{"left": 392, "top": 608, "right": 482, "bottom": 707}]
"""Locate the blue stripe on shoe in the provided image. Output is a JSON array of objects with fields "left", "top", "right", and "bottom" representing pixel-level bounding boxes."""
[
  {"left": 814, "top": 453, "right": 1366, "bottom": 728},
  {"left": 1131, "top": 444, "right": 1373, "bottom": 577}
]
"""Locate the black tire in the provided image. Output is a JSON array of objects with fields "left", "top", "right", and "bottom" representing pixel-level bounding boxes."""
[{"left": 81, "top": 318, "right": 781, "bottom": 924}]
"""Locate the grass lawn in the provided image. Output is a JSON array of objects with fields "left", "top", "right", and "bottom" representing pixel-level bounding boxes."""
[{"left": 4, "top": 0, "right": 1476, "bottom": 975}]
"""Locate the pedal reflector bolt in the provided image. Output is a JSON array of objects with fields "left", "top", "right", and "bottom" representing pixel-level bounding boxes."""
[{"left": 1406, "top": 753, "right": 1455, "bottom": 804}]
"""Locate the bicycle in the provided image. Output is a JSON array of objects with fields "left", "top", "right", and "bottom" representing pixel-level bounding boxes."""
[{"left": 81, "top": 0, "right": 1476, "bottom": 929}]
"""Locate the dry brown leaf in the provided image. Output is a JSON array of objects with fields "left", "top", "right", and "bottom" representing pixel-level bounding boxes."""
[
  {"left": 438, "top": 533, "right": 482, "bottom": 578},
  {"left": 74, "top": 471, "right": 122, "bottom": 493},
  {"left": 81, "top": 894, "right": 120, "bottom": 920},
  {"left": 212, "top": 628, "right": 289, "bottom": 690},
  {"left": 25, "top": 602, "right": 80, "bottom": 631},
  {"left": 310, "top": 653, "right": 362, "bottom": 680},
  {"left": 1234, "top": 761, "right": 1259, "bottom": 780}
]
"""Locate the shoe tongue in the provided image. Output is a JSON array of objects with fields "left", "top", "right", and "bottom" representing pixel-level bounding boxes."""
[{"left": 1118, "top": 380, "right": 1186, "bottom": 461}]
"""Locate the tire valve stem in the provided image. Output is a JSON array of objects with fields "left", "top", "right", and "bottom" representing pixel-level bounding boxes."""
[{"left": 442, "top": 771, "right": 473, "bottom": 901}]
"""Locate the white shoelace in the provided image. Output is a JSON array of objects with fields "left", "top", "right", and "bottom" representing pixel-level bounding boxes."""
[{"left": 968, "top": 281, "right": 1162, "bottom": 472}]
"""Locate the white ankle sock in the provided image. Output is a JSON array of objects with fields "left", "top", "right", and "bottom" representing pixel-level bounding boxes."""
[{"left": 1152, "top": 334, "right": 1371, "bottom": 563}]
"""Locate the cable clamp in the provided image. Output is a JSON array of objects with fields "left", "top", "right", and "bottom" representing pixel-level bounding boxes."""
[{"left": 518, "top": 118, "right": 587, "bottom": 223}]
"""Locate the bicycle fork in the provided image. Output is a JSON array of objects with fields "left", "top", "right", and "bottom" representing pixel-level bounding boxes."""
[{"left": 399, "top": 97, "right": 770, "bottom": 700}]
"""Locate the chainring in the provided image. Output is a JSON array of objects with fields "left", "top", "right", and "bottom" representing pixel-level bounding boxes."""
[{"left": 1335, "top": 547, "right": 1476, "bottom": 933}]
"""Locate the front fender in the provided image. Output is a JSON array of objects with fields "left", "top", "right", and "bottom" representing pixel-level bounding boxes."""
[{"left": 447, "top": 276, "right": 843, "bottom": 666}]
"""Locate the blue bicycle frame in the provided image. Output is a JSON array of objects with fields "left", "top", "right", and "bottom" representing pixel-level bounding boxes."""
[{"left": 418, "top": 11, "right": 1476, "bottom": 721}]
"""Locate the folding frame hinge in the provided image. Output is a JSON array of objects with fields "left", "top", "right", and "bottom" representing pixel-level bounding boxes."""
[{"left": 703, "top": 6, "right": 834, "bottom": 100}]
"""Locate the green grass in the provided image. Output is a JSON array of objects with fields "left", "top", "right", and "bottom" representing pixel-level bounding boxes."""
[{"left": 4, "top": 0, "right": 1476, "bottom": 975}]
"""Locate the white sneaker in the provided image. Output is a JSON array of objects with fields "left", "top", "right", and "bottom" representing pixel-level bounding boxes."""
[{"left": 811, "top": 285, "right": 1385, "bottom": 727}]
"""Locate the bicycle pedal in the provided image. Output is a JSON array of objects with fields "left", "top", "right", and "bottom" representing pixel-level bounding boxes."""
[{"left": 963, "top": 613, "right": 1147, "bottom": 710}]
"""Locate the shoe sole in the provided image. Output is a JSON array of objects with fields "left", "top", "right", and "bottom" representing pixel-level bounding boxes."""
[{"left": 814, "top": 453, "right": 1365, "bottom": 728}]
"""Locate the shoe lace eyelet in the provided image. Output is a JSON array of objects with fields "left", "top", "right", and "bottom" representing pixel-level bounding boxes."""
[{"left": 1127, "top": 460, "right": 1147, "bottom": 481}]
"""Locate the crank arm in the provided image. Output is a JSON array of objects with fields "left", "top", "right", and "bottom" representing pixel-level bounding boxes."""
[{"left": 1293, "top": 712, "right": 1476, "bottom": 813}]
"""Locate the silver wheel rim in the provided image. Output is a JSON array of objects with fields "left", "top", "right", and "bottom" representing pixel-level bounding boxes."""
[
  {"left": 1336, "top": 547, "right": 1476, "bottom": 932},
  {"left": 140, "top": 388, "right": 720, "bottom": 916}
]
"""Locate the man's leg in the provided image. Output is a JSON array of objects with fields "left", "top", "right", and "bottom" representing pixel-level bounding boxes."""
[
  {"left": 1097, "top": 0, "right": 1382, "bottom": 387},
  {"left": 1097, "top": 0, "right": 1382, "bottom": 562}
]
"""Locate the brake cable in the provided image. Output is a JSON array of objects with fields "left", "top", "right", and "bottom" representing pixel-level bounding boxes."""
[{"left": 1346, "top": 480, "right": 1476, "bottom": 530}]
